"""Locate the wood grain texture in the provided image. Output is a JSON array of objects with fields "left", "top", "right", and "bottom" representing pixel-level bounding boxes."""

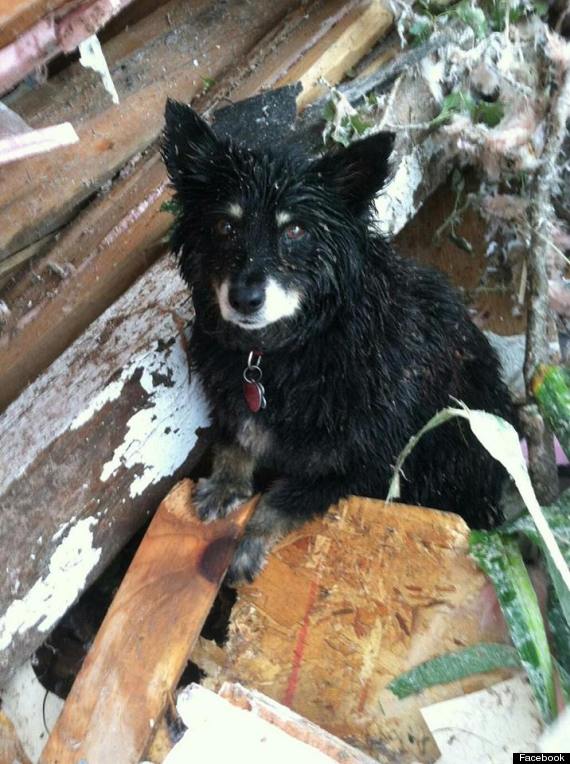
[
  {"left": 0, "top": 0, "right": 72, "bottom": 48},
  {"left": 278, "top": 0, "right": 393, "bottom": 108},
  {"left": 0, "top": 258, "right": 211, "bottom": 685},
  {"left": 40, "top": 480, "right": 256, "bottom": 764},
  {"left": 0, "top": 0, "right": 297, "bottom": 260},
  {"left": 199, "top": 497, "right": 513, "bottom": 763}
]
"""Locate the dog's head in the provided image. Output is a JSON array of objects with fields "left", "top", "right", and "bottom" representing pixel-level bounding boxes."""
[{"left": 162, "top": 99, "right": 394, "bottom": 350}]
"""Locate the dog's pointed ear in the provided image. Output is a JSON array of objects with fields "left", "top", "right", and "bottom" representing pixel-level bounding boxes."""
[
  {"left": 162, "top": 99, "right": 219, "bottom": 188},
  {"left": 312, "top": 131, "right": 395, "bottom": 213}
]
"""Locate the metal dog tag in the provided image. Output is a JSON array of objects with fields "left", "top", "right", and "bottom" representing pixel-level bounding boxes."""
[
  {"left": 243, "top": 351, "right": 267, "bottom": 413},
  {"left": 243, "top": 380, "right": 266, "bottom": 413}
]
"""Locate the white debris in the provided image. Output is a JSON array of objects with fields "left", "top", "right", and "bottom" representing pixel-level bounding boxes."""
[
  {"left": 79, "top": 34, "right": 119, "bottom": 104},
  {"left": 422, "top": 674, "right": 543, "bottom": 763},
  {"left": 0, "top": 660, "right": 63, "bottom": 763},
  {"left": 164, "top": 684, "right": 338, "bottom": 764}
]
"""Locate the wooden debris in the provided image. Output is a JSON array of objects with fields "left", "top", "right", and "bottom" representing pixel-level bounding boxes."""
[
  {"left": 0, "top": 709, "right": 31, "bottom": 764},
  {"left": 279, "top": 0, "right": 393, "bottom": 109},
  {"left": 0, "top": 0, "right": 73, "bottom": 49},
  {"left": 0, "top": 0, "right": 136, "bottom": 95},
  {"left": 40, "top": 481, "right": 256, "bottom": 764},
  {"left": 0, "top": 259, "right": 210, "bottom": 685},
  {"left": 196, "top": 496, "right": 513, "bottom": 763},
  {"left": 0, "top": 0, "right": 296, "bottom": 260},
  {"left": 0, "top": 153, "right": 170, "bottom": 411},
  {"left": 0, "top": 122, "right": 78, "bottom": 164},
  {"left": 219, "top": 683, "right": 382, "bottom": 764},
  {"left": 159, "top": 682, "right": 381, "bottom": 764}
]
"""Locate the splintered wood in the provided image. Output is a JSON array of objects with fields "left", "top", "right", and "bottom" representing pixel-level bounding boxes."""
[
  {"left": 196, "top": 497, "right": 513, "bottom": 763},
  {"left": 40, "top": 480, "right": 256, "bottom": 764}
]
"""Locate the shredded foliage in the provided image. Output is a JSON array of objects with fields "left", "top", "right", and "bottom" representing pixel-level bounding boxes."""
[
  {"left": 388, "top": 643, "right": 521, "bottom": 698},
  {"left": 470, "top": 532, "right": 557, "bottom": 723}
]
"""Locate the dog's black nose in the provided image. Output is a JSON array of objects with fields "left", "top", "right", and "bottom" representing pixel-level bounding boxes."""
[{"left": 228, "top": 283, "right": 265, "bottom": 315}]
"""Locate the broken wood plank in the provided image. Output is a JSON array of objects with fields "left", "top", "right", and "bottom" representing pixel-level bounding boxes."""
[
  {"left": 161, "top": 682, "right": 382, "bottom": 764},
  {"left": 0, "top": 153, "right": 170, "bottom": 411},
  {"left": 0, "top": 0, "right": 73, "bottom": 48},
  {"left": 0, "top": 0, "right": 298, "bottom": 260},
  {"left": 0, "top": 258, "right": 210, "bottom": 685},
  {"left": 0, "top": 709, "right": 31, "bottom": 764},
  {"left": 0, "top": 0, "right": 136, "bottom": 94},
  {"left": 278, "top": 0, "right": 393, "bottom": 109},
  {"left": 218, "top": 683, "right": 384, "bottom": 764},
  {"left": 40, "top": 481, "right": 256, "bottom": 764},
  {"left": 197, "top": 497, "right": 514, "bottom": 763}
]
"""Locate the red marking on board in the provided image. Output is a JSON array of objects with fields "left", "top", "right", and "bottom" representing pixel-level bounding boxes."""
[
  {"left": 357, "top": 681, "right": 370, "bottom": 713},
  {"left": 283, "top": 580, "right": 319, "bottom": 708}
]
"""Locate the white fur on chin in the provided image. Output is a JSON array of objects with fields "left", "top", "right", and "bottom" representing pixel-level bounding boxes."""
[{"left": 216, "top": 278, "right": 301, "bottom": 330}]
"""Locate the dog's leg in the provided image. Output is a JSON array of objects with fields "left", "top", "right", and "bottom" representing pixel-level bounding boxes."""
[
  {"left": 226, "top": 475, "right": 348, "bottom": 584},
  {"left": 194, "top": 443, "right": 255, "bottom": 522}
]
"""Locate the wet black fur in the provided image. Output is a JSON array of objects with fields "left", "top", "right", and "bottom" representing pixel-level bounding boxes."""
[{"left": 163, "top": 99, "right": 515, "bottom": 582}]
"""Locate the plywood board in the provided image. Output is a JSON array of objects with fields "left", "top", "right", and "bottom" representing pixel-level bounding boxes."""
[{"left": 199, "top": 497, "right": 513, "bottom": 762}]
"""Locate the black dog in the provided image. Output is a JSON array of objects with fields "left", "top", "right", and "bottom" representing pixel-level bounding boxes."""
[{"left": 162, "top": 99, "right": 513, "bottom": 583}]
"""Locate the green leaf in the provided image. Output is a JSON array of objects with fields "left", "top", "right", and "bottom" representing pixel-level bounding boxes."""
[
  {"left": 533, "top": 365, "right": 570, "bottom": 460},
  {"left": 408, "top": 17, "right": 433, "bottom": 45},
  {"left": 388, "top": 643, "right": 521, "bottom": 699},
  {"left": 201, "top": 76, "right": 215, "bottom": 92},
  {"left": 555, "top": 659, "right": 570, "bottom": 704},
  {"left": 548, "top": 584, "right": 570, "bottom": 680},
  {"left": 502, "top": 489, "right": 570, "bottom": 626},
  {"left": 160, "top": 198, "right": 182, "bottom": 216},
  {"left": 471, "top": 100, "right": 504, "bottom": 127},
  {"left": 455, "top": 2, "right": 489, "bottom": 40},
  {"left": 532, "top": 0, "right": 549, "bottom": 17},
  {"left": 431, "top": 91, "right": 474, "bottom": 127},
  {"left": 322, "top": 100, "right": 336, "bottom": 123},
  {"left": 469, "top": 532, "right": 557, "bottom": 723},
  {"left": 349, "top": 114, "right": 371, "bottom": 136}
]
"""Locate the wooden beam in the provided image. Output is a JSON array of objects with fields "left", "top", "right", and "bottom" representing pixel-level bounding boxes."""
[
  {"left": 40, "top": 481, "right": 256, "bottom": 764},
  {"left": 0, "top": 0, "right": 73, "bottom": 48},
  {"left": 0, "top": 153, "right": 170, "bottom": 411},
  {"left": 0, "top": 0, "right": 137, "bottom": 94},
  {"left": 197, "top": 496, "right": 515, "bottom": 763},
  {"left": 0, "top": 0, "right": 298, "bottom": 260},
  {"left": 0, "top": 258, "right": 211, "bottom": 685},
  {"left": 278, "top": 0, "right": 393, "bottom": 109}
]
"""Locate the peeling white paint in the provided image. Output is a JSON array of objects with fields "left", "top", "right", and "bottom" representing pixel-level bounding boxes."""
[
  {"left": 69, "top": 377, "right": 126, "bottom": 430},
  {"left": 374, "top": 146, "right": 424, "bottom": 235},
  {"left": 0, "top": 261, "right": 188, "bottom": 492},
  {"left": 0, "top": 518, "right": 101, "bottom": 650},
  {"left": 100, "top": 343, "right": 209, "bottom": 496}
]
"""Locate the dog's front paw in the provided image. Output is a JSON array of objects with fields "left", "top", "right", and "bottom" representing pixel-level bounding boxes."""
[
  {"left": 225, "top": 535, "right": 269, "bottom": 585},
  {"left": 193, "top": 477, "right": 252, "bottom": 522}
]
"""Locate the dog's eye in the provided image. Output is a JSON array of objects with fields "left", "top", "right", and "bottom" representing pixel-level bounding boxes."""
[
  {"left": 283, "top": 224, "right": 306, "bottom": 241},
  {"left": 215, "top": 219, "right": 235, "bottom": 237}
]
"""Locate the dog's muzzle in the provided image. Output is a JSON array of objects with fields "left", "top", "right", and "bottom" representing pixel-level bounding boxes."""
[{"left": 216, "top": 277, "right": 301, "bottom": 330}]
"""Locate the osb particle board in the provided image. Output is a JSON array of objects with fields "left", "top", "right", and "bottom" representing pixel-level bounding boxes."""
[{"left": 198, "top": 497, "right": 512, "bottom": 763}]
